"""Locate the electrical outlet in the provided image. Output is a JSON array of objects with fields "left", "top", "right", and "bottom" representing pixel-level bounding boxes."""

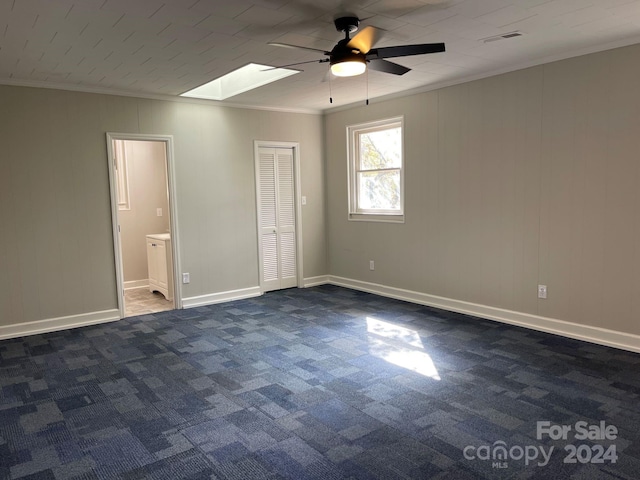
[
  {"left": 182, "top": 273, "right": 190, "bottom": 284},
  {"left": 301, "top": 196, "right": 307, "bottom": 205},
  {"left": 538, "top": 284, "right": 547, "bottom": 299},
  {"left": 369, "top": 260, "right": 375, "bottom": 271},
  {"left": 157, "top": 208, "right": 162, "bottom": 216}
]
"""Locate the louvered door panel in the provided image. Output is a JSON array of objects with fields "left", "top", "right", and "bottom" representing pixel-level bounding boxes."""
[
  {"left": 280, "top": 232, "right": 297, "bottom": 287},
  {"left": 258, "top": 149, "right": 280, "bottom": 291},
  {"left": 278, "top": 150, "right": 295, "bottom": 228},
  {"left": 262, "top": 233, "right": 278, "bottom": 282},
  {"left": 259, "top": 152, "right": 277, "bottom": 229},
  {"left": 277, "top": 150, "right": 297, "bottom": 288}
]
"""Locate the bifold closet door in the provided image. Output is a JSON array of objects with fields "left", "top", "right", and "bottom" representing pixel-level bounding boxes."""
[{"left": 257, "top": 147, "right": 297, "bottom": 292}]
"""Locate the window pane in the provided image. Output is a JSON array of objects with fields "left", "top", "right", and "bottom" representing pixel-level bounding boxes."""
[
  {"left": 359, "top": 127, "right": 401, "bottom": 170},
  {"left": 358, "top": 170, "right": 400, "bottom": 210}
]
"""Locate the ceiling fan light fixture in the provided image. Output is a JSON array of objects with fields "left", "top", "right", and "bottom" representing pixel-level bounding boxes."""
[{"left": 331, "top": 59, "right": 367, "bottom": 77}]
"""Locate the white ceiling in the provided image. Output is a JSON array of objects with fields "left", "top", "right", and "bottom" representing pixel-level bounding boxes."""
[{"left": 2, "top": 0, "right": 640, "bottom": 112}]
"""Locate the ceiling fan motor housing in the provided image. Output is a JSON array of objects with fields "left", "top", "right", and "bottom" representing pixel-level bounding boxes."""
[{"left": 331, "top": 38, "right": 365, "bottom": 65}]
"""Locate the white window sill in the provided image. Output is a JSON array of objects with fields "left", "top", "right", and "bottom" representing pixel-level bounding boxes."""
[{"left": 348, "top": 213, "right": 405, "bottom": 223}]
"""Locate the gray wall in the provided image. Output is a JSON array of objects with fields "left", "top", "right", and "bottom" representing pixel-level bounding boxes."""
[
  {"left": 0, "top": 86, "right": 326, "bottom": 327},
  {"left": 3, "top": 42, "right": 639, "bottom": 340},
  {"left": 325, "top": 43, "right": 640, "bottom": 336},
  {"left": 118, "top": 140, "right": 171, "bottom": 284}
]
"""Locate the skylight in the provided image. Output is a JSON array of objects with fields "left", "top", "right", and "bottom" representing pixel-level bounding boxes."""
[{"left": 179, "top": 63, "right": 300, "bottom": 101}]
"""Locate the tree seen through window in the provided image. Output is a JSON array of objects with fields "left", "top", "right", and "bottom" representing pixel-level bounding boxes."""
[{"left": 357, "top": 126, "right": 401, "bottom": 211}]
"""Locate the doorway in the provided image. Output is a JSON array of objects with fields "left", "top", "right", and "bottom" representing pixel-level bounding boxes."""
[
  {"left": 254, "top": 141, "right": 303, "bottom": 293},
  {"left": 107, "top": 133, "right": 181, "bottom": 318}
]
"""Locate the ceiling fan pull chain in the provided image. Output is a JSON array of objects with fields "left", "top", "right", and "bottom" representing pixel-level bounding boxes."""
[
  {"left": 329, "top": 70, "right": 333, "bottom": 104},
  {"left": 366, "top": 68, "right": 369, "bottom": 106}
]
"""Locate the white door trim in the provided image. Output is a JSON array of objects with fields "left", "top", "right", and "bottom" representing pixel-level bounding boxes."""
[
  {"left": 106, "top": 133, "right": 182, "bottom": 318},
  {"left": 254, "top": 140, "right": 304, "bottom": 292}
]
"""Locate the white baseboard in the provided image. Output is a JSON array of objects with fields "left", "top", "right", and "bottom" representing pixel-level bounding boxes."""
[
  {"left": 303, "top": 275, "right": 330, "bottom": 287},
  {"left": 0, "top": 309, "right": 121, "bottom": 341},
  {"left": 328, "top": 276, "right": 640, "bottom": 354},
  {"left": 4, "top": 279, "right": 637, "bottom": 354},
  {"left": 124, "top": 279, "right": 149, "bottom": 290},
  {"left": 182, "top": 286, "right": 262, "bottom": 309}
]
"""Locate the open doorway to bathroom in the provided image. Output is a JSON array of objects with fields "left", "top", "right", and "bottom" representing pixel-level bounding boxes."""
[{"left": 107, "top": 134, "right": 181, "bottom": 318}]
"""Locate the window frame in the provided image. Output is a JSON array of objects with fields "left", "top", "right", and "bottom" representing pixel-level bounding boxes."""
[{"left": 347, "top": 116, "right": 405, "bottom": 223}]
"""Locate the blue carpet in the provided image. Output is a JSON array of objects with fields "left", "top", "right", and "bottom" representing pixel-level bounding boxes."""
[{"left": 1, "top": 285, "right": 639, "bottom": 479}]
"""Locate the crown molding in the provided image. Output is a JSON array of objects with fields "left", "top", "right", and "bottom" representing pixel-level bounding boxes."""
[{"left": 0, "top": 78, "right": 323, "bottom": 115}]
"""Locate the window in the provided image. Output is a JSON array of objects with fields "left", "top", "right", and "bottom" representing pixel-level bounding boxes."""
[
  {"left": 348, "top": 117, "right": 404, "bottom": 222},
  {"left": 113, "top": 140, "right": 131, "bottom": 211}
]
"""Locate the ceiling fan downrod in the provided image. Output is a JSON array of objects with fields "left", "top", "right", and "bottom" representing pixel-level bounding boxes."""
[{"left": 334, "top": 16, "right": 360, "bottom": 38}]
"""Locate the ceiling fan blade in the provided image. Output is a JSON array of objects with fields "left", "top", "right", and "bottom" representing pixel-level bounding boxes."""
[
  {"left": 261, "top": 59, "right": 330, "bottom": 71},
  {"left": 268, "top": 42, "right": 330, "bottom": 55},
  {"left": 346, "top": 26, "right": 382, "bottom": 54},
  {"left": 367, "top": 59, "right": 410, "bottom": 75},
  {"left": 367, "top": 43, "right": 445, "bottom": 59}
]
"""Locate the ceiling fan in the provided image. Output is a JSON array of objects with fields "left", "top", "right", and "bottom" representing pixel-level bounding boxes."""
[{"left": 268, "top": 16, "right": 445, "bottom": 78}]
